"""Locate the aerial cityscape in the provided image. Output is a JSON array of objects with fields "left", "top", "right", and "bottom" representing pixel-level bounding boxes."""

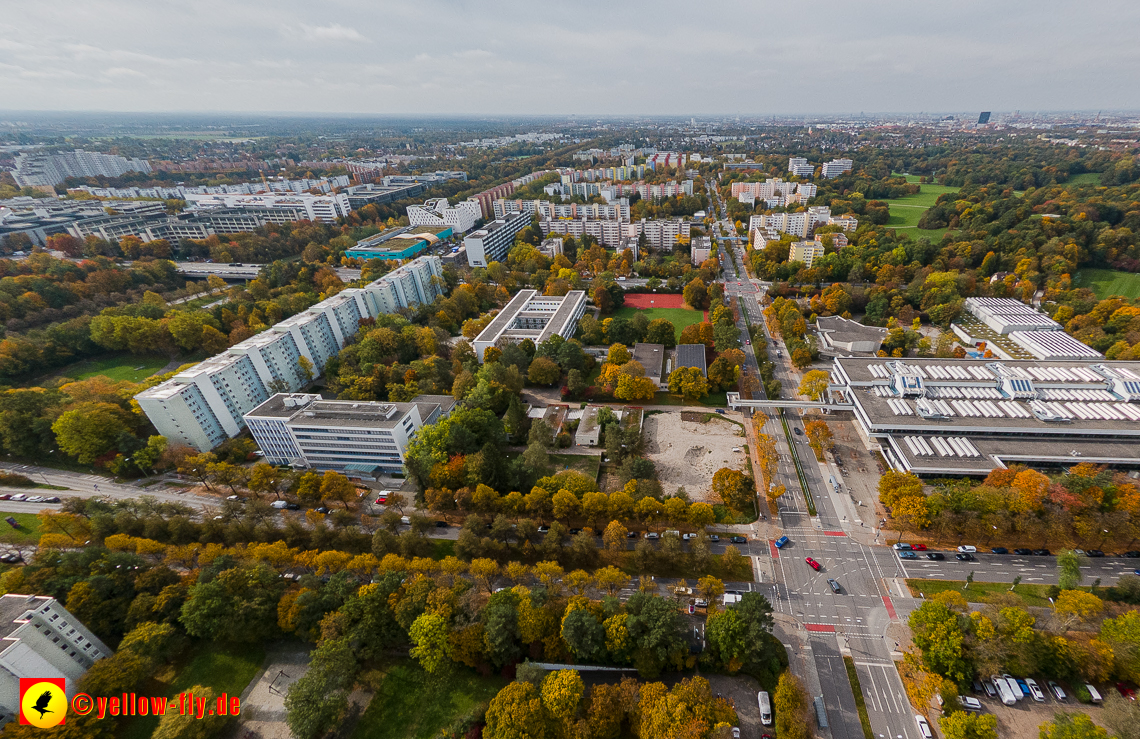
[{"left": 1, "top": 3, "right": 1139, "bottom": 739}]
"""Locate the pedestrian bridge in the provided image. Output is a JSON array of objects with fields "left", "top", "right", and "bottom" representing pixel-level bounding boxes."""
[{"left": 725, "top": 392, "right": 854, "bottom": 411}]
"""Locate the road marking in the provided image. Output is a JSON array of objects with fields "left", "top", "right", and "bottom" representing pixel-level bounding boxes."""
[
  {"left": 883, "top": 596, "right": 897, "bottom": 620},
  {"left": 805, "top": 623, "right": 835, "bottom": 632}
]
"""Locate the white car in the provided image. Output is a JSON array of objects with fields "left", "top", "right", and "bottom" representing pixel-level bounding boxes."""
[
  {"left": 957, "top": 545, "right": 977, "bottom": 553},
  {"left": 1025, "top": 678, "right": 1045, "bottom": 702},
  {"left": 8, "top": 494, "right": 26, "bottom": 502},
  {"left": 958, "top": 696, "right": 983, "bottom": 711},
  {"left": 682, "top": 533, "right": 698, "bottom": 541},
  {"left": 915, "top": 715, "right": 933, "bottom": 739}
]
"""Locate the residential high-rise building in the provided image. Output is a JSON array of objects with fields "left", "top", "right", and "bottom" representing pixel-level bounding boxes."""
[
  {"left": 690, "top": 236, "right": 713, "bottom": 265},
  {"left": 788, "top": 157, "right": 814, "bottom": 178},
  {"left": 463, "top": 211, "right": 531, "bottom": 267},
  {"left": 821, "top": 158, "right": 854, "bottom": 179},
  {"left": 136, "top": 256, "right": 443, "bottom": 451},
  {"left": 789, "top": 241, "right": 826, "bottom": 267},
  {"left": 11, "top": 150, "right": 151, "bottom": 188},
  {"left": 0, "top": 594, "right": 112, "bottom": 726}
]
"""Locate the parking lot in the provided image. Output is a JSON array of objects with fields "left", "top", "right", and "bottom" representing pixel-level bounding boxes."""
[{"left": 960, "top": 680, "right": 1113, "bottom": 739}]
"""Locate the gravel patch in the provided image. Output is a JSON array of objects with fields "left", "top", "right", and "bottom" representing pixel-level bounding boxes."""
[{"left": 643, "top": 412, "right": 747, "bottom": 500}]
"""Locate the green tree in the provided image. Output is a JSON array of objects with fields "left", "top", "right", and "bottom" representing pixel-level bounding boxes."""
[
  {"left": 482, "top": 590, "right": 522, "bottom": 668},
  {"left": 1101, "top": 611, "right": 1140, "bottom": 681},
  {"left": 180, "top": 564, "right": 284, "bottom": 642},
  {"left": 1057, "top": 550, "right": 1083, "bottom": 590},
  {"left": 51, "top": 402, "right": 134, "bottom": 463},
  {"left": 940, "top": 711, "right": 998, "bottom": 739},
  {"left": 1103, "top": 692, "right": 1140, "bottom": 739},
  {"left": 645, "top": 319, "right": 677, "bottom": 348},
  {"left": 774, "top": 671, "right": 811, "bottom": 739},
  {"left": 409, "top": 612, "right": 452, "bottom": 673},
  {"left": 528, "top": 357, "right": 562, "bottom": 386},
  {"left": 284, "top": 637, "right": 355, "bottom": 739},
  {"left": 153, "top": 684, "right": 229, "bottom": 739},
  {"left": 561, "top": 609, "right": 605, "bottom": 662},
  {"left": 909, "top": 601, "right": 970, "bottom": 683},
  {"left": 1039, "top": 713, "right": 1110, "bottom": 739},
  {"left": 485, "top": 681, "right": 548, "bottom": 739}
]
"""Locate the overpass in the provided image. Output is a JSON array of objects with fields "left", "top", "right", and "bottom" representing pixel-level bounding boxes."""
[
  {"left": 174, "top": 262, "right": 362, "bottom": 282},
  {"left": 725, "top": 392, "right": 854, "bottom": 411}
]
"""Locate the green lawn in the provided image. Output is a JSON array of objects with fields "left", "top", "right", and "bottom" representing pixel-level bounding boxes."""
[
  {"left": 905, "top": 579, "right": 1060, "bottom": 608},
  {"left": 550, "top": 453, "right": 602, "bottom": 480},
  {"left": 0, "top": 513, "right": 42, "bottom": 543},
  {"left": 651, "top": 391, "right": 729, "bottom": 408},
  {"left": 612, "top": 306, "right": 704, "bottom": 343},
  {"left": 120, "top": 642, "right": 265, "bottom": 739},
  {"left": 1073, "top": 268, "right": 1140, "bottom": 299},
  {"left": 39, "top": 354, "right": 170, "bottom": 385},
  {"left": 351, "top": 661, "right": 505, "bottom": 739},
  {"left": 1067, "top": 172, "right": 1102, "bottom": 186},
  {"left": 881, "top": 179, "right": 961, "bottom": 243}
]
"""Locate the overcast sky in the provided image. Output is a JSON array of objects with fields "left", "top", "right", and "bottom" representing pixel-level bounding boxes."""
[{"left": 2, "top": 0, "right": 1138, "bottom": 116}]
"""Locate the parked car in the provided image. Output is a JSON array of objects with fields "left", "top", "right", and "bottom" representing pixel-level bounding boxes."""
[
  {"left": 957, "top": 545, "right": 977, "bottom": 553},
  {"left": 1026, "top": 678, "right": 1045, "bottom": 702},
  {"left": 993, "top": 677, "right": 1017, "bottom": 706},
  {"left": 1087, "top": 684, "right": 1103, "bottom": 703},
  {"left": 1117, "top": 683, "right": 1136, "bottom": 701},
  {"left": 926, "top": 552, "right": 945, "bottom": 560},
  {"left": 972, "top": 679, "right": 984, "bottom": 694},
  {"left": 0, "top": 495, "right": 9, "bottom": 501},
  {"left": 1124, "top": 551, "right": 1140, "bottom": 558},
  {"left": 569, "top": 528, "right": 582, "bottom": 535},
  {"left": 284, "top": 503, "right": 300, "bottom": 510},
  {"left": 983, "top": 680, "right": 998, "bottom": 699},
  {"left": 626, "top": 531, "right": 639, "bottom": 539},
  {"left": 899, "top": 550, "right": 918, "bottom": 559},
  {"left": 41, "top": 497, "right": 60, "bottom": 503},
  {"left": 25, "top": 496, "right": 44, "bottom": 503},
  {"left": 1048, "top": 681, "right": 1067, "bottom": 701},
  {"left": 893, "top": 543, "right": 913, "bottom": 551},
  {"left": 958, "top": 696, "right": 983, "bottom": 711},
  {"left": 682, "top": 533, "right": 698, "bottom": 541},
  {"left": 956, "top": 553, "right": 974, "bottom": 561},
  {"left": 991, "top": 547, "right": 1009, "bottom": 554},
  {"left": 270, "top": 500, "right": 289, "bottom": 509},
  {"left": 912, "top": 544, "right": 928, "bottom": 551},
  {"left": 226, "top": 494, "right": 243, "bottom": 501},
  {"left": 915, "top": 715, "right": 933, "bottom": 739},
  {"left": 8, "top": 494, "right": 26, "bottom": 502},
  {"left": 775, "top": 536, "right": 790, "bottom": 548},
  {"left": 1014, "top": 548, "right": 1033, "bottom": 555},
  {"left": 645, "top": 532, "right": 660, "bottom": 540},
  {"left": 435, "top": 520, "right": 450, "bottom": 528},
  {"left": 1015, "top": 678, "right": 1031, "bottom": 698},
  {"left": 1087, "top": 550, "right": 1105, "bottom": 557},
  {"left": 1032, "top": 549, "right": 1051, "bottom": 556},
  {"left": 1001, "top": 675, "right": 1023, "bottom": 700},
  {"left": 805, "top": 557, "right": 821, "bottom": 571},
  {"left": 730, "top": 536, "right": 747, "bottom": 544},
  {"left": 827, "top": 579, "right": 841, "bottom": 593},
  {"left": 314, "top": 507, "right": 330, "bottom": 514},
  {"left": 708, "top": 535, "right": 720, "bottom": 542}
]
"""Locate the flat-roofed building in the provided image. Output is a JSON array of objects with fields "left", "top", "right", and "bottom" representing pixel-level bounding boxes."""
[
  {"left": 830, "top": 357, "right": 1140, "bottom": 476},
  {"left": 244, "top": 393, "right": 455, "bottom": 475},
  {"left": 472, "top": 289, "right": 587, "bottom": 362},
  {"left": 347, "top": 225, "right": 453, "bottom": 261},
  {"left": 633, "top": 343, "right": 667, "bottom": 388},
  {"left": 690, "top": 236, "right": 713, "bottom": 265},
  {"left": 965, "top": 297, "right": 1061, "bottom": 334},
  {"left": 816, "top": 316, "right": 888, "bottom": 354},
  {"left": 464, "top": 211, "right": 531, "bottom": 267},
  {"left": 0, "top": 594, "right": 112, "bottom": 726},
  {"left": 674, "top": 344, "right": 708, "bottom": 377},
  {"left": 407, "top": 198, "right": 481, "bottom": 234},
  {"left": 789, "top": 240, "right": 826, "bottom": 268}
]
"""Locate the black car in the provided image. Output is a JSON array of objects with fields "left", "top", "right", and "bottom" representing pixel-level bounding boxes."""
[
  {"left": 956, "top": 553, "right": 973, "bottom": 561},
  {"left": 1014, "top": 548, "right": 1033, "bottom": 555},
  {"left": 314, "top": 506, "right": 330, "bottom": 514},
  {"left": 435, "top": 520, "right": 449, "bottom": 528},
  {"left": 537, "top": 525, "right": 549, "bottom": 533},
  {"left": 793, "top": 427, "right": 804, "bottom": 436},
  {"left": 927, "top": 552, "right": 945, "bottom": 560},
  {"left": 284, "top": 503, "right": 301, "bottom": 510},
  {"left": 1087, "top": 550, "right": 1105, "bottom": 557},
  {"left": 569, "top": 528, "right": 582, "bottom": 535},
  {"left": 991, "top": 547, "right": 1009, "bottom": 554},
  {"left": 1124, "top": 551, "right": 1140, "bottom": 558},
  {"left": 1032, "top": 549, "right": 1051, "bottom": 556},
  {"left": 730, "top": 536, "right": 747, "bottom": 544},
  {"left": 626, "top": 531, "right": 639, "bottom": 539}
]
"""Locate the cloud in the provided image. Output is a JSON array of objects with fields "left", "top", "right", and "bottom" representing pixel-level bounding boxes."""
[{"left": 296, "top": 23, "right": 367, "bottom": 43}]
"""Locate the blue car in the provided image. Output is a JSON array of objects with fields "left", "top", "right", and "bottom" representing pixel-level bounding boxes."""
[
  {"left": 775, "top": 536, "right": 789, "bottom": 549},
  {"left": 1017, "top": 679, "right": 1030, "bottom": 696},
  {"left": 899, "top": 550, "right": 919, "bottom": 559}
]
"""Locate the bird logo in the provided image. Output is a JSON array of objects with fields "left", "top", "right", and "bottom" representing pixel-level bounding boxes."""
[{"left": 20, "top": 680, "right": 66, "bottom": 728}]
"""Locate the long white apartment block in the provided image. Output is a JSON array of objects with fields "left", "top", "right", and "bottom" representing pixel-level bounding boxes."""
[
  {"left": 749, "top": 207, "right": 856, "bottom": 239},
  {"left": 136, "top": 256, "right": 443, "bottom": 451},
  {"left": 407, "top": 198, "right": 481, "bottom": 234},
  {"left": 0, "top": 594, "right": 113, "bottom": 725},
  {"left": 473, "top": 289, "right": 587, "bottom": 362}
]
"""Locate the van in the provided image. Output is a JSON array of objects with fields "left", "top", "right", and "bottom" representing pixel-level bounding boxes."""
[
  {"left": 1002, "top": 674, "right": 1024, "bottom": 700},
  {"left": 664, "top": 530, "right": 681, "bottom": 538},
  {"left": 758, "top": 691, "right": 772, "bottom": 726},
  {"left": 994, "top": 678, "right": 1017, "bottom": 707},
  {"left": 1086, "top": 684, "right": 1103, "bottom": 704}
]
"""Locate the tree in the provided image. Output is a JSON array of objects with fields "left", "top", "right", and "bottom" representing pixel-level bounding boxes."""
[
  {"left": 1053, "top": 590, "right": 1104, "bottom": 630},
  {"left": 939, "top": 711, "right": 998, "bottom": 739},
  {"left": 879, "top": 470, "right": 924, "bottom": 507},
  {"left": 688, "top": 502, "right": 715, "bottom": 529},
  {"left": 561, "top": 609, "right": 605, "bottom": 662},
  {"left": 645, "top": 319, "right": 677, "bottom": 348},
  {"left": 409, "top": 612, "right": 452, "bottom": 673},
  {"left": 1058, "top": 550, "right": 1084, "bottom": 590},
  {"left": 908, "top": 601, "right": 970, "bottom": 683},
  {"left": 614, "top": 374, "right": 657, "bottom": 402},
  {"left": 697, "top": 576, "right": 725, "bottom": 611},
  {"left": 1100, "top": 611, "right": 1140, "bottom": 681},
  {"left": 248, "top": 463, "right": 285, "bottom": 500},
  {"left": 712, "top": 467, "right": 752, "bottom": 512},
  {"left": 1039, "top": 713, "right": 1110, "bottom": 739},
  {"left": 285, "top": 638, "right": 355, "bottom": 739},
  {"left": 297, "top": 355, "right": 314, "bottom": 383},
  {"left": 153, "top": 684, "right": 229, "bottom": 739},
  {"left": 1103, "top": 692, "right": 1140, "bottom": 739},
  {"left": 51, "top": 402, "right": 134, "bottom": 463},
  {"left": 320, "top": 470, "right": 355, "bottom": 509},
  {"left": 667, "top": 366, "right": 708, "bottom": 401},
  {"left": 893, "top": 494, "right": 931, "bottom": 533},
  {"left": 607, "top": 344, "right": 631, "bottom": 365},
  {"left": 773, "top": 672, "right": 811, "bottom": 739},
  {"left": 541, "top": 669, "right": 585, "bottom": 728},
  {"left": 706, "top": 357, "right": 739, "bottom": 391},
  {"left": 804, "top": 419, "right": 833, "bottom": 461},
  {"left": 797, "top": 369, "right": 830, "bottom": 400},
  {"left": 594, "top": 565, "right": 628, "bottom": 597},
  {"left": 485, "top": 681, "right": 548, "bottom": 739},
  {"left": 179, "top": 564, "right": 283, "bottom": 642},
  {"left": 683, "top": 277, "right": 709, "bottom": 309},
  {"left": 471, "top": 558, "right": 500, "bottom": 593},
  {"left": 528, "top": 357, "right": 562, "bottom": 386},
  {"left": 552, "top": 490, "right": 581, "bottom": 523}
]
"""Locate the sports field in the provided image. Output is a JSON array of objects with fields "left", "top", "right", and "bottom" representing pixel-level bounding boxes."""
[
  {"left": 622, "top": 293, "right": 685, "bottom": 309},
  {"left": 1074, "top": 268, "right": 1140, "bottom": 299},
  {"left": 612, "top": 305, "right": 703, "bottom": 343}
]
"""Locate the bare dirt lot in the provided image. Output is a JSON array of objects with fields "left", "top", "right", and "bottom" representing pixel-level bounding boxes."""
[{"left": 643, "top": 412, "right": 747, "bottom": 499}]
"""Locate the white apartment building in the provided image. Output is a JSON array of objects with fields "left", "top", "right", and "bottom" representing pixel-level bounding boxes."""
[
  {"left": 627, "top": 218, "right": 692, "bottom": 250},
  {"left": 821, "top": 158, "right": 854, "bottom": 178},
  {"left": 789, "top": 241, "right": 827, "bottom": 268},
  {"left": 12, "top": 150, "right": 151, "bottom": 188},
  {"left": 473, "top": 290, "right": 588, "bottom": 361},
  {"left": 538, "top": 237, "right": 564, "bottom": 258},
  {"left": 538, "top": 218, "right": 627, "bottom": 248},
  {"left": 245, "top": 393, "right": 455, "bottom": 475},
  {"left": 749, "top": 207, "right": 856, "bottom": 239},
  {"left": 183, "top": 193, "right": 352, "bottom": 222},
  {"left": 136, "top": 256, "right": 444, "bottom": 451},
  {"left": 788, "top": 157, "right": 815, "bottom": 178},
  {"left": 406, "top": 198, "right": 481, "bottom": 234},
  {"left": 493, "top": 199, "right": 631, "bottom": 222},
  {"left": 0, "top": 594, "right": 112, "bottom": 726},
  {"left": 691, "top": 236, "right": 713, "bottom": 265},
  {"left": 464, "top": 212, "right": 531, "bottom": 267},
  {"left": 731, "top": 179, "right": 816, "bottom": 201}
]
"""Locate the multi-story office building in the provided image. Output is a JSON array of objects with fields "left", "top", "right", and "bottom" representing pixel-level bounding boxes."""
[
  {"left": 343, "top": 182, "right": 428, "bottom": 209},
  {"left": 136, "top": 256, "right": 443, "bottom": 451},
  {"left": 821, "top": 158, "right": 854, "bottom": 178},
  {"left": 789, "top": 240, "right": 826, "bottom": 268},
  {"left": 472, "top": 290, "right": 587, "bottom": 361},
  {"left": 788, "top": 157, "right": 815, "bottom": 178},
  {"left": 11, "top": 150, "right": 151, "bottom": 188},
  {"left": 463, "top": 211, "right": 531, "bottom": 267},
  {"left": 183, "top": 193, "right": 351, "bottom": 222},
  {"left": 244, "top": 393, "right": 455, "bottom": 475},
  {"left": 407, "top": 198, "right": 481, "bottom": 234},
  {"left": 0, "top": 594, "right": 112, "bottom": 725}
]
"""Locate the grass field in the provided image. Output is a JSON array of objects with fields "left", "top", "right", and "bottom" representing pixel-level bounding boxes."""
[
  {"left": 351, "top": 661, "right": 505, "bottom": 739},
  {"left": 1073, "top": 268, "right": 1140, "bottom": 299},
  {"left": 650, "top": 390, "right": 729, "bottom": 408},
  {"left": 550, "top": 453, "right": 602, "bottom": 480},
  {"left": 1067, "top": 172, "right": 1102, "bottom": 186},
  {"left": 883, "top": 175, "right": 960, "bottom": 242},
  {"left": 0, "top": 513, "right": 42, "bottom": 543},
  {"left": 121, "top": 642, "right": 265, "bottom": 739},
  {"left": 39, "top": 354, "right": 170, "bottom": 385},
  {"left": 612, "top": 306, "right": 704, "bottom": 344},
  {"left": 903, "top": 578, "right": 1075, "bottom": 608}
]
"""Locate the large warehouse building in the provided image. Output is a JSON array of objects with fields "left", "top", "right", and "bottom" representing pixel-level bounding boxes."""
[{"left": 829, "top": 357, "right": 1140, "bottom": 476}]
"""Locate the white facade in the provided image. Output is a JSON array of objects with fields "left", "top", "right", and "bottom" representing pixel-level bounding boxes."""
[
  {"left": 137, "top": 257, "right": 443, "bottom": 451},
  {"left": 12, "top": 150, "right": 150, "bottom": 188},
  {"left": 464, "top": 212, "right": 531, "bottom": 267},
  {"left": 0, "top": 594, "right": 112, "bottom": 726},
  {"left": 821, "top": 158, "right": 854, "bottom": 178},
  {"left": 473, "top": 290, "right": 588, "bottom": 361},
  {"left": 754, "top": 206, "right": 836, "bottom": 238},
  {"left": 788, "top": 157, "right": 814, "bottom": 178},
  {"left": 691, "top": 236, "right": 713, "bottom": 265},
  {"left": 183, "top": 193, "right": 352, "bottom": 222},
  {"left": 407, "top": 198, "right": 481, "bottom": 234}
]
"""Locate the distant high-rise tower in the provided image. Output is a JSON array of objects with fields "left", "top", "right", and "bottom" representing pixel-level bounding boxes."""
[{"left": 978, "top": 112, "right": 991, "bottom": 124}]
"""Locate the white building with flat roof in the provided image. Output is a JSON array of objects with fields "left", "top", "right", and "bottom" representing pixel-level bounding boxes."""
[
  {"left": 464, "top": 211, "right": 531, "bottom": 267},
  {"left": 473, "top": 290, "right": 587, "bottom": 362},
  {"left": 0, "top": 594, "right": 112, "bottom": 726},
  {"left": 821, "top": 158, "right": 854, "bottom": 178},
  {"left": 137, "top": 256, "right": 443, "bottom": 451},
  {"left": 407, "top": 198, "right": 481, "bottom": 234},
  {"left": 183, "top": 193, "right": 351, "bottom": 222}
]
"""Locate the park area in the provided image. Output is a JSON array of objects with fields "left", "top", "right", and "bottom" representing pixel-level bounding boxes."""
[
  {"left": 1074, "top": 268, "right": 1140, "bottom": 299},
  {"left": 30, "top": 353, "right": 171, "bottom": 387},
  {"left": 883, "top": 174, "right": 960, "bottom": 242},
  {"left": 614, "top": 293, "right": 705, "bottom": 343},
  {"left": 642, "top": 411, "right": 747, "bottom": 499}
]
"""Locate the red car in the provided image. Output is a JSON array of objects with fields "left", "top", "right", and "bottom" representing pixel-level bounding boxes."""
[
  {"left": 1117, "top": 683, "right": 1136, "bottom": 701},
  {"left": 912, "top": 544, "right": 928, "bottom": 551},
  {"left": 375, "top": 496, "right": 388, "bottom": 505},
  {"left": 805, "top": 557, "right": 821, "bottom": 571}
]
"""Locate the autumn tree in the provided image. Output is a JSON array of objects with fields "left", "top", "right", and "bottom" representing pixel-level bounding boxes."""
[
  {"left": 320, "top": 470, "right": 356, "bottom": 510},
  {"left": 940, "top": 711, "right": 998, "bottom": 739},
  {"left": 668, "top": 366, "right": 708, "bottom": 401},
  {"left": 1039, "top": 713, "right": 1110, "bottom": 739},
  {"left": 773, "top": 672, "right": 811, "bottom": 739},
  {"left": 804, "top": 419, "right": 833, "bottom": 461},
  {"left": 797, "top": 370, "right": 830, "bottom": 401},
  {"left": 409, "top": 612, "right": 452, "bottom": 673},
  {"left": 485, "top": 681, "right": 549, "bottom": 739},
  {"left": 712, "top": 467, "right": 752, "bottom": 513}
]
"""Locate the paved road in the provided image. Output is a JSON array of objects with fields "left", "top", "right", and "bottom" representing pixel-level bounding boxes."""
[
  {"left": 0, "top": 462, "right": 217, "bottom": 513},
  {"left": 894, "top": 549, "right": 1138, "bottom": 584}
]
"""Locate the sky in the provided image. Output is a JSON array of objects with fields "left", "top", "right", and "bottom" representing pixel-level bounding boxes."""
[{"left": 2, "top": 0, "right": 1139, "bottom": 116}]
